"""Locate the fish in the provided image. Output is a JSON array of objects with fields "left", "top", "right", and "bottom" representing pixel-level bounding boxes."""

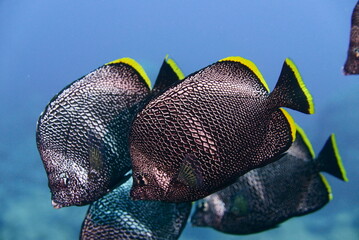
[
  {"left": 80, "top": 175, "right": 192, "bottom": 240},
  {"left": 129, "top": 56, "right": 315, "bottom": 202},
  {"left": 191, "top": 125, "right": 348, "bottom": 235},
  {"left": 343, "top": 1, "right": 359, "bottom": 75},
  {"left": 36, "top": 56, "right": 183, "bottom": 208}
]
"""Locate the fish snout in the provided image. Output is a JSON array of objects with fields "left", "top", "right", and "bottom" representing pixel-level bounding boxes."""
[{"left": 51, "top": 200, "right": 63, "bottom": 209}]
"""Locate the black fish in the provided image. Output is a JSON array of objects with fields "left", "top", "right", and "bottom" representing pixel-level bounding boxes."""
[
  {"left": 80, "top": 175, "right": 192, "bottom": 240},
  {"left": 36, "top": 58, "right": 152, "bottom": 208},
  {"left": 343, "top": 1, "right": 359, "bottom": 75},
  {"left": 36, "top": 56, "right": 184, "bottom": 208},
  {"left": 130, "top": 56, "right": 315, "bottom": 202},
  {"left": 191, "top": 125, "right": 348, "bottom": 235}
]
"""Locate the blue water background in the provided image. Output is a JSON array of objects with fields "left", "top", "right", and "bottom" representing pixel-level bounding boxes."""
[{"left": 0, "top": 1, "right": 358, "bottom": 239}]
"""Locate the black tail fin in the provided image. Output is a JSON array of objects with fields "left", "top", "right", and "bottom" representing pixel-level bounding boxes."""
[
  {"left": 268, "top": 58, "right": 315, "bottom": 114},
  {"left": 316, "top": 134, "right": 348, "bottom": 182},
  {"left": 152, "top": 55, "right": 184, "bottom": 94}
]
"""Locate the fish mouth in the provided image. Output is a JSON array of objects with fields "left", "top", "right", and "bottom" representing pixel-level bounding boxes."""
[
  {"left": 343, "top": 64, "right": 359, "bottom": 75},
  {"left": 51, "top": 200, "right": 64, "bottom": 209}
]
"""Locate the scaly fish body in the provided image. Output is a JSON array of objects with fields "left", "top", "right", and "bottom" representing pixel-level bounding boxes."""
[
  {"left": 191, "top": 126, "right": 348, "bottom": 235},
  {"left": 343, "top": 1, "right": 359, "bottom": 75},
  {"left": 130, "top": 57, "right": 314, "bottom": 202},
  {"left": 36, "top": 58, "right": 151, "bottom": 208},
  {"left": 80, "top": 176, "right": 192, "bottom": 240}
]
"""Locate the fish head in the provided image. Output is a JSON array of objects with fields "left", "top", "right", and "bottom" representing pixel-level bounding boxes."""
[
  {"left": 38, "top": 146, "right": 109, "bottom": 208},
  {"left": 191, "top": 199, "right": 211, "bottom": 227},
  {"left": 130, "top": 175, "right": 166, "bottom": 201},
  {"left": 343, "top": 47, "right": 359, "bottom": 75},
  {"left": 130, "top": 165, "right": 172, "bottom": 201},
  {"left": 130, "top": 144, "right": 200, "bottom": 202},
  {"left": 191, "top": 194, "right": 225, "bottom": 228}
]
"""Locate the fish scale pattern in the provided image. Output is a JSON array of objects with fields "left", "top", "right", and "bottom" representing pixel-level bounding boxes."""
[
  {"left": 130, "top": 60, "right": 295, "bottom": 202},
  {"left": 36, "top": 62, "right": 151, "bottom": 207},
  {"left": 190, "top": 129, "right": 335, "bottom": 235},
  {"left": 80, "top": 177, "right": 192, "bottom": 240},
  {"left": 343, "top": 1, "right": 359, "bottom": 74}
]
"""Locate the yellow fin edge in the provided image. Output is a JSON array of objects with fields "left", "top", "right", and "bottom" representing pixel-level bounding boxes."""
[
  {"left": 165, "top": 54, "right": 185, "bottom": 80},
  {"left": 330, "top": 134, "right": 349, "bottom": 182},
  {"left": 285, "top": 58, "right": 315, "bottom": 114},
  {"left": 319, "top": 173, "right": 333, "bottom": 201},
  {"left": 106, "top": 57, "right": 152, "bottom": 89},
  {"left": 295, "top": 124, "right": 315, "bottom": 158},
  {"left": 280, "top": 108, "right": 296, "bottom": 142},
  {"left": 219, "top": 56, "right": 270, "bottom": 93}
]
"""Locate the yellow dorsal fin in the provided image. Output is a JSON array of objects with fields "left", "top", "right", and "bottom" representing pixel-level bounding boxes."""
[
  {"left": 106, "top": 57, "right": 152, "bottom": 89},
  {"left": 165, "top": 54, "right": 185, "bottom": 80},
  {"left": 219, "top": 56, "right": 270, "bottom": 93}
]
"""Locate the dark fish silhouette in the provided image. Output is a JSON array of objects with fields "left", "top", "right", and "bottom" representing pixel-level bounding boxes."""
[
  {"left": 36, "top": 56, "right": 184, "bottom": 208},
  {"left": 130, "top": 56, "right": 315, "bottom": 202},
  {"left": 191, "top": 126, "right": 348, "bottom": 235},
  {"left": 36, "top": 58, "right": 153, "bottom": 208},
  {"left": 343, "top": 1, "right": 359, "bottom": 75},
  {"left": 80, "top": 175, "right": 192, "bottom": 240}
]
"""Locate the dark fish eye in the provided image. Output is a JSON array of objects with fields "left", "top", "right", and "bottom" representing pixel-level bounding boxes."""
[
  {"left": 354, "top": 48, "right": 359, "bottom": 58},
  {"left": 199, "top": 201, "right": 209, "bottom": 212},
  {"left": 59, "top": 172, "right": 69, "bottom": 187},
  {"left": 136, "top": 174, "right": 148, "bottom": 185}
]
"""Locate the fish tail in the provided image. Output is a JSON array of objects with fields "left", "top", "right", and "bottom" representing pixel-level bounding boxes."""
[
  {"left": 316, "top": 134, "right": 348, "bottom": 182},
  {"left": 296, "top": 173, "right": 332, "bottom": 214},
  {"left": 268, "top": 58, "right": 315, "bottom": 114}
]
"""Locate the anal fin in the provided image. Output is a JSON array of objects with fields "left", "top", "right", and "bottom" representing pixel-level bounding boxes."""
[
  {"left": 296, "top": 173, "right": 331, "bottom": 215},
  {"left": 251, "top": 108, "right": 296, "bottom": 168}
]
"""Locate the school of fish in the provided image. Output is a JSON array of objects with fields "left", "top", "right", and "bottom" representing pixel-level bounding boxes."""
[
  {"left": 191, "top": 125, "right": 348, "bottom": 234},
  {"left": 36, "top": 3, "right": 356, "bottom": 237}
]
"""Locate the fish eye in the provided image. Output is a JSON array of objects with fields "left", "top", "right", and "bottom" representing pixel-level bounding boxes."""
[
  {"left": 354, "top": 48, "right": 359, "bottom": 58},
  {"left": 59, "top": 172, "right": 69, "bottom": 187},
  {"left": 136, "top": 174, "right": 148, "bottom": 185},
  {"left": 199, "top": 201, "right": 209, "bottom": 212}
]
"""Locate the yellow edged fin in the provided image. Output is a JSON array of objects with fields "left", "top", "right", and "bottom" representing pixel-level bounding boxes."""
[
  {"left": 330, "top": 134, "right": 349, "bottom": 182},
  {"left": 219, "top": 56, "right": 270, "bottom": 93},
  {"left": 319, "top": 173, "right": 333, "bottom": 201},
  {"left": 285, "top": 58, "right": 315, "bottom": 114},
  {"left": 295, "top": 124, "right": 315, "bottom": 158},
  {"left": 106, "top": 57, "right": 152, "bottom": 89},
  {"left": 280, "top": 108, "right": 296, "bottom": 142},
  {"left": 165, "top": 54, "right": 185, "bottom": 80}
]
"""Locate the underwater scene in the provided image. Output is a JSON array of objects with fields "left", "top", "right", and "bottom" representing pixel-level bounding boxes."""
[{"left": 1, "top": 0, "right": 359, "bottom": 239}]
